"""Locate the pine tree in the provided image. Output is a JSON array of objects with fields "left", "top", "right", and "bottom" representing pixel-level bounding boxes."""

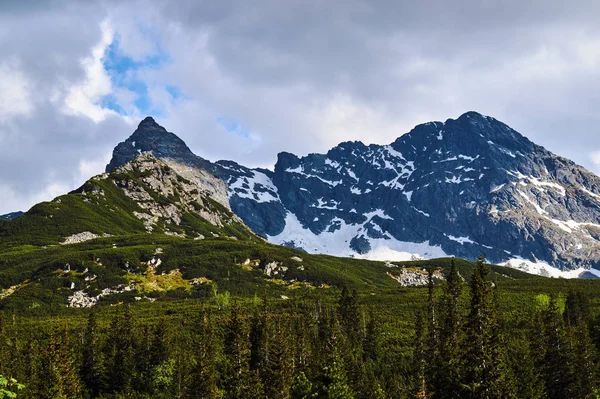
[
  {"left": 338, "top": 287, "right": 360, "bottom": 341},
  {"left": 186, "top": 313, "right": 221, "bottom": 399},
  {"left": 463, "top": 256, "right": 497, "bottom": 398},
  {"left": 436, "top": 259, "right": 464, "bottom": 399},
  {"left": 104, "top": 304, "right": 136, "bottom": 394},
  {"left": 80, "top": 309, "right": 104, "bottom": 397},
  {"left": 541, "top": 295, "right": 575, "bottom": 399},
  {"left": 291, "top": 371, "right": 315, "bottom": 399},
  {"left": 263, "top": 320, "right": 294, "bottom": 399},
  {"left": 222, "top": 305, "right": 250, "bottom": 399},
  {"left": 569, "top": 322, "right": 597, "bottom": 398},
  {"left": 249, "top": 309, "right": 268, "bottom": 374},
  {"left": 412, "top": 311, "right": 429, "bottom": 399}
]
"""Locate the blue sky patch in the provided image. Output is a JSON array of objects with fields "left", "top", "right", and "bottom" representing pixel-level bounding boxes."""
[
  {"left": 216, "top": 116, "right": 255, "bottom": 141},
  {"left": 100, "top": 34, "right": 182, "bottom": 117}
]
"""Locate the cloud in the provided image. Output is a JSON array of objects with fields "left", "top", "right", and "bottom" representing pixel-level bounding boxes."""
[
  {"left": 63, "top": 20, "right": 116, "bottom": 123},
  {"left": 0, "top": 60, "right": 34, "bottom": 123},
  {"left": 3, "top": 0, "right": 600, "bottom": 213}
]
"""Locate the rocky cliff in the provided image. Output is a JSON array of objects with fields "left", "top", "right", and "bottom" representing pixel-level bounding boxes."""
[{"left": 106, "top": 113, "right": 600, "bottom": 273}]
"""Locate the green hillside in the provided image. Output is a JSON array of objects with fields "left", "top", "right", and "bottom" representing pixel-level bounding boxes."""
[{"left": 4, "top": 155, "right": 600, "bottom": 398}]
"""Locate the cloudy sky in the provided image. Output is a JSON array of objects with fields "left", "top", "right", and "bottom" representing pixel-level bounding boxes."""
[{"left": 2, "top": 0, "right": 600, "bottom": 214}]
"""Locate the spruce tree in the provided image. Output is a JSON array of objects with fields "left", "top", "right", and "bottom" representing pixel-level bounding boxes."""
[
  {"left": 463, "top": 256, "right": 496, "bottom": 398},
  {"left": 104, "top": 304, "right": 136, "bottom": 394},
  {"left": 338, "top": 287, "right": 360, "bottom": 342},
  {"left": 291, "top": 371, "right": 315, "bottom": 399},
  {"left": 80, "top": 309, "right": 104, "bottom": 397},
  {"left": 0, "top": 312, "right": 8, "bottom": 378},
  {"left": 541, "top": 295, "right": 575, "bottom": 399},
  {"left": 412, "top": 311, "right": 429, "bottom": 399},
  {"left": 186, "top": 313, "right": 221, "bottom": 399},
  {"left": 569, "top": 322, "right": 597, "bottom": 398},
  {"left": 425, "top": 267, "right": 441, "bottom": 398},
  {"left": 324, "top": 352, "right": 354, "bottom": 399},
  {"left": 249, "top": 308, "right": 268, "bottom": 374},
  {"left": 222, "top": 305, "right": 250, "bottom": 399},
  {"left": 362, "top": 312, "right": 379, "bottom": 363},
  {"left": 263, "top": 320, "right": 294, "bottom": 399},
  {"left": 437, "top": 259, "right": 464, "bottom": 399},
  {"left": 508, "top": 335, "right": 545, "bottom": 399}
]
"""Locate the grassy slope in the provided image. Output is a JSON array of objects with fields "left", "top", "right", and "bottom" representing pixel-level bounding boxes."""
[
  {"left": 0, "top": 160, "right": 257, "bottom": 249},
  {"left": 0, "top": 156, "right": 575, "bottom": 317},
  {"left": 0, "top": 228, "right": 541, "bottom": 314}
]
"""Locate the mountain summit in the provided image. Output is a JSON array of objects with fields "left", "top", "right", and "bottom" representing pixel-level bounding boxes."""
[
  {"left": 106, "top": 117, "right": 214, "bottom": 173},
  {"left": 106, "top": 112, "right": 600, "bottom": 274}
]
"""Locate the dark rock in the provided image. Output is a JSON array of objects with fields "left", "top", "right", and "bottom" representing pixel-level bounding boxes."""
[{"left": 107, "top": 112, "right": 600, "bottom": 271}]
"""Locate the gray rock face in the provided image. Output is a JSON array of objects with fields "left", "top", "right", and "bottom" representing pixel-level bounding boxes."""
[
  {"left": 266, "top": 112, "right": 600, "bottom": 270},
  {"left": 112, "top": 153, "right": 237, "bottom": 232},
  {"left": 106, "top": 117, "right": 214, "bottom": 174},
  {"left": 106, "top": 113, "right": 600, "bottom": 270},
  {"left": 106, "top": 118, "right": 287, "bottom": 236}
]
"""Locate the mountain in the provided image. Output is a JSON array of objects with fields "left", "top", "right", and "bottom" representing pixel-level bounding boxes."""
[
  {"left": 106, "top": 113, "right": 600, "bottom": 275},
  {"left": 2, "top": 147, "right": 536, "bottom": 310},
  {"left": 0, "top": 212, "right": 23, "bottom": 220},
  {"left": 0, "top": 153, "right": 257, "bottom": 249}
]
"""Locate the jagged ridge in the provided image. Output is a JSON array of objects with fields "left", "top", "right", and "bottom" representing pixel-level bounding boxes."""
[{"left": 105, "top": 113, "right": 600, "bottom": 272}]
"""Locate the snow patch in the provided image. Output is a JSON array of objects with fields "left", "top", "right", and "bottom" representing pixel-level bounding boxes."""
[
  {"left": 268, "top": 212, "right": 446, "bottom": 261},
  {"left": 229, "top": 170, "right": 279, "bottom": 203},
  {"left": 502, "top": 258, "right": 600, "bottom": 279}
]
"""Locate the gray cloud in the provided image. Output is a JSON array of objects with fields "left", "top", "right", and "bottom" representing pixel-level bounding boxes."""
[{"left": 2, "top": 0, "right": 600, "bottom": 213}]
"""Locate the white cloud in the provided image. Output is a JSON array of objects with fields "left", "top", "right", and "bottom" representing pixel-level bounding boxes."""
[
  {"left": 589, "top": 151, "right": 600, "bottom": 165},
  {"left": 63, "top": 20, "right": 116, "bottom": 123},
  {"left": 0, "top": 60, "right": 34, "bottom": 123},
  {"left": 78, "top": 153, "right": 112, "bottom": 180},
  {"left": 5, "top": 0, "right": 600, "bottom": 215}
]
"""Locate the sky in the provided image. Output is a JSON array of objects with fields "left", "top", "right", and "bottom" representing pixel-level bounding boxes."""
[{"left": 2, "top": 0, "right": 600, "bottom": 214}]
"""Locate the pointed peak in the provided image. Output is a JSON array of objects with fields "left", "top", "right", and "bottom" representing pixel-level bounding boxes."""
[
  {"left": 457, "top": 111, "right": 486, "bottom": 120},
  {"left": 138, "top": 116, "right": 160, "bottom": 128},
  {"left": 106, "top": 117, "right": 213, "bottom": 173},
  {"left": 140, "top": 116, "right": 156, "bottom": 123}
]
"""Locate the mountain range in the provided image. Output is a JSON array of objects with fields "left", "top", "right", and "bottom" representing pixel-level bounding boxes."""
[{"left": 102, "top": 113, "right": 600, "bottom": 276}]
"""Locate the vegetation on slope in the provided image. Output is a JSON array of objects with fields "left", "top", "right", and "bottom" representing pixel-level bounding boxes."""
[{"left": 1, "top": 259, "right": 600, "bottom": 398}]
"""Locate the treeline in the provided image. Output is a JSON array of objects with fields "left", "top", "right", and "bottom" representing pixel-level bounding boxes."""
[
  {"left": 414, "top": 258, "right": 600, "bottom": 399},
  {"left": 0, "top": 258, "right": 600, "bottom": 398}
]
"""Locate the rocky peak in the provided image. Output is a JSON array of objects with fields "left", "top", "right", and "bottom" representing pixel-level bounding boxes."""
[
  {"left": 106, "top": 153, "right": 250, "bottom": 236},
  {"left": 103, "top": 114, "right": 600, "bottom": 273},
  {"left": 138, "top": 116, "right": 161, "bottom": 128},
  {"left": 106, "top": 117, "right": 213, "bottom": 174}
]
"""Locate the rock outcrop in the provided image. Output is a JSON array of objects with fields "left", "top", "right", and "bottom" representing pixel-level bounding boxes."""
[{"left": 106, "top": 113, "right": 600, "bottom": 271}]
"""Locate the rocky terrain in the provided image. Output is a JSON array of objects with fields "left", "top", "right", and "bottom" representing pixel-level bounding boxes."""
[
  {"left": 106, "top": 114, "right": 600, "bottom": 273},
  {"left": 109, "top": 153, "right": 237, "bottom": 233}
]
